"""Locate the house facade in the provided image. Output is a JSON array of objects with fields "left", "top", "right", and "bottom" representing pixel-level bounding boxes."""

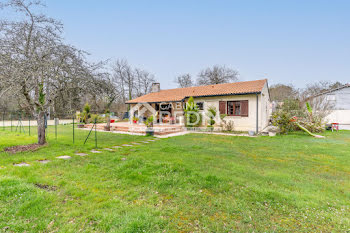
[
  {"left": 310, "top": 84, "right": 350, "bottom": 130},
  {"left": 126, "top": 79, "right": 271, "bottom": 132}
]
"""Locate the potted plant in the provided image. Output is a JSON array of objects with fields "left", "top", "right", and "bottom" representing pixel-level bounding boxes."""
[
  {"left": 132, "top": 116, "right": 139, "bottom": 124},
  {"left": 145, "top": 116, "right": 154, "bottom": 136},
  {"left": 268, "top": 126, "right": 279, "bottom": 136},
  {"left": 76, "top": 112, "right": 84, "bottom": 128}
]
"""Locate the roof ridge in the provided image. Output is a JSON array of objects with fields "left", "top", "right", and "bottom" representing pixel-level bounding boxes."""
[{"left": 158, "top": 79, "right": 267, "bottom": 92}]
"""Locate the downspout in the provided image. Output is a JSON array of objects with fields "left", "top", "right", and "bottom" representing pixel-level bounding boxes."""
[
  {"left": 256, "top": 93, "right": 259, "bottom": 134},
  {"left": 181, "top": 99, "right": 185, "bottom": 126}
]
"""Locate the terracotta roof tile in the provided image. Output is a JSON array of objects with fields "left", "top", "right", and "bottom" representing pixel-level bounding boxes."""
[{"left": 126, "top": 79, "right": 267, "bottom": 103}]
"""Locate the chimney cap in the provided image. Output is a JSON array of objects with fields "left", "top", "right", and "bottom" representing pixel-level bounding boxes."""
[{"left": 151, "top": 83, "right": 160, "bottom": 93}]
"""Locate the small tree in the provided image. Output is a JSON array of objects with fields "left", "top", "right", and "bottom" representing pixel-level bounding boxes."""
[
  {"left": 184, "top": 97, "right": 201, "bottom": 127},
  {"left": 145, "top": 116, "right": 154, "bottom": 128},
  {"left": 81, "top": 103, "right": 91, "bottom": 124},
  {"left": 206, "top": 106, "right": 217, "bottom": 128}
]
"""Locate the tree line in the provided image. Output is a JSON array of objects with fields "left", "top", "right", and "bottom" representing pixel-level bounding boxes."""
[
  {"left": 174, "top": 65, "right": 239, "bottom": 88},
  {"left": 269, "top": 81, "right": 345, "bottom": 102}
]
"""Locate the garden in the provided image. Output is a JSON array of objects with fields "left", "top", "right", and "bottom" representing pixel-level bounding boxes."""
[{"left": 0, "top": 125, "right": 349, "bottom": 232}]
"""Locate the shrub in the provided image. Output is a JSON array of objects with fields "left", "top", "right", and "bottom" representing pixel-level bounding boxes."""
[
  {"left": 184, "top": 97, "right": 202, "bottom": 127},
  {"left": 272, "top": 99, "right": 325, "bottom": 134},
  {"left": 90, "top": 114, "right": 105, "bottom": 123},
  {"left": 81, "top": 103, "right": 91, "bottom": 124},
  {"left": 206, "top": 106, "right": 217, "bottom": 127},
  {"left": 145, "top": 116, "right": 154, "bottom": 128},
  {"left": 220, "top": 114, "right": 234, "bottom": 131}
]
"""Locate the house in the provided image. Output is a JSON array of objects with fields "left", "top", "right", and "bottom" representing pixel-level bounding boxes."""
[
  {"left": 126, "top": 79, "right": 271, "bottom": 133},
  {"left": 309, "top": 84, "right": 350, "bottom": 130}
]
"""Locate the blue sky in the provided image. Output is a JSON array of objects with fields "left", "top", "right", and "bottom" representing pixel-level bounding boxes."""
[{"left": 31, "top": 1, "right": 350, "bottom": 88}]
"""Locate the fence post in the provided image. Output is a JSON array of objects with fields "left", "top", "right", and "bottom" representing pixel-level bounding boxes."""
[
  {"left": 29, "top": 116, "right": 31, "bottom": 136},
  {"left": 10, "top": 113, "right": 12, "bottom": 131},
  {"left": 2, "top": 112, "right": 4, "bottom": 131},
  {"left": 18, "top": 113, "right": 21, "bottom": 133},
  {"left": 95, "top": 118, "right": 97, "bottom": 149},
  {"left": 55, "top": 117, "right": 57, "bottom": 140},
  {"left": 73, "top": 116, "right": 75, "bottom": 144}
]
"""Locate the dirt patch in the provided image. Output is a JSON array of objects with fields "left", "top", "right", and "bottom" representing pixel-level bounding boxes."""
[
  {"left": 4, "top": 144, "right": 44, "bottom": 154},
  {"left": 35, "top": 183, "right": 57, "bottom": 191}
]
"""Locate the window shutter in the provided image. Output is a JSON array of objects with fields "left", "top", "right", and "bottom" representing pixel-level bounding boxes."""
[
  {"left": 241, "top": 100, "right": 248, "bottom": 117},
  {"left": 219, "top": 101, "right": 226, "bottom": 114}
]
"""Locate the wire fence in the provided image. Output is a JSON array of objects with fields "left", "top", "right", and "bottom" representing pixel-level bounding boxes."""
[{"left": 0, "top": 111, "right": 101, "bottom": 148}]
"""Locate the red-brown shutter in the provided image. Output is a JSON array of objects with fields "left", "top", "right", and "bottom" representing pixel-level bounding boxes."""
[
  {"left": 241, "top": 100, "right": 248, "bottom": 117},
  {"left": 219, "top": 101, "right": 226, "bottom": 114}
]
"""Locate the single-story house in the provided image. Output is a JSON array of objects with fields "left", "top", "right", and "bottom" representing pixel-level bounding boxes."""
[
  {"left": 126, "top": 79, "right": 271, "bottom": 132},
  {"left": 308, "top": 83, "right": 350, "bottom": 130}
]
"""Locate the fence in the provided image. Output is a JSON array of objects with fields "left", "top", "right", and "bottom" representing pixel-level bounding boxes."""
[{"left": 0, "top": 111, "right": 100, "bottom": 148}]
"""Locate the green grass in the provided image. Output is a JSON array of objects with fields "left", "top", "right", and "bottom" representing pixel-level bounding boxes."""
[{"left": 0, "top": 126, "right": 349, "bottom": 232}]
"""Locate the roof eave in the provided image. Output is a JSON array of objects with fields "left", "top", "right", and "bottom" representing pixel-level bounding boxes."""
[{"left": 126, "top": 91, "right": 262, "bottom": 104}]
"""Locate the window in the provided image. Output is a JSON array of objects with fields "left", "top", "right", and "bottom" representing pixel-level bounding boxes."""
[
  {"left": 326, "top": 95, "right": 336, "bottom": 101},
  {"left": 227, "top": 100, "right": 248, "bottom": 117},
  {"left": 227, "top": 101, "right": 241, "bottom": 116},
  {"left": 196, "top": 102, "right": 204, "bottom": 110}
]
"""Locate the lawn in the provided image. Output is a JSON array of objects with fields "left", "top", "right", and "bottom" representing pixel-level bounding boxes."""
[{"left": 0, "top": 125, "right": 349, "bottom": 232}]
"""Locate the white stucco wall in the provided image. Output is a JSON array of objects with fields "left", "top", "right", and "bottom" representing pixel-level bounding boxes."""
[
  {"left": 325, "top": 110, "right": 350, "bottom": 130},
  {"left": 311, "top": 86, "right": 350, "bottom": 130},
  {"left": 193, "top": 84, "right": 270, "bottom": 132}
]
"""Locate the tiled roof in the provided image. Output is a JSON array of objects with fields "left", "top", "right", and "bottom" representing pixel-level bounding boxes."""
[{"left": 126, "top": 79, "right": 267, "bottom": 103}]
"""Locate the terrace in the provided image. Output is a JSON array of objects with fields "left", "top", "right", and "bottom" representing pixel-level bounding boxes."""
[{"left": 83, "top": 121, "right": 185, "bottom": 135}]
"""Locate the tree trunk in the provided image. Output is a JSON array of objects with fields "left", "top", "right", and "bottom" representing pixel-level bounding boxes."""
[
  {"left": 37, "top": 111, "right": 46, "bottom": 145},
  {"left": 105, "top": 115, "right": 111, "bottom": 131}
]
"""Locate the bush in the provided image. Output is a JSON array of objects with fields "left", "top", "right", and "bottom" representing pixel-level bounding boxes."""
[
  {"left": 81, "top": 103, "right": 91, "bottom": 124},
  {"left": 206, "top": 106, "right": 217, "bottom": 127},
  {"left": 220, "top": 114, "right": 234, "bottom": 131},
  {"left": 272, "top": 99, "right": 325, "bottom": 134},
  {"left": 184, "top": 97, "right": 202, "bottom": 127},
  {"left": 90, "top": 114, "right": 105, "bottom": 123},
  {"left": 145, "top": 116, "right": 154, "bottom": 128}
]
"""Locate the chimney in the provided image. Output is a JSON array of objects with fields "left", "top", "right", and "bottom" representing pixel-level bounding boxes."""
[{"left": 151, "top": 83, "right": 160, "bottom": 93}]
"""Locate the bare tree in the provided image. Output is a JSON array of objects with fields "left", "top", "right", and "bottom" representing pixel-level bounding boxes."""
[
  {"left": 111, "top": 59, "right": 156, "bottom": 106},
  {"left": 111, "top": 59, "right": 134, "bottom": 104},
  {"left": 298, "top": 81, "right": 345, "bottom": 121},
  {"left": 174, "top": 74, "right": 193, "bottom": 88},
  {"left": 197, "top": 65, "right": 239, "bottom": 85},
  {"left": 0, "top": 0, "right": 98, "bottom": 144},
  {"left": 301, "top": 81, "right": 344, "bottom": 100},
  {"left": 269, "top": 84, "right": 299, "bottom": 102},
  {"left": 134, "top": 68, "right": 156, "bottom": 97}
]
